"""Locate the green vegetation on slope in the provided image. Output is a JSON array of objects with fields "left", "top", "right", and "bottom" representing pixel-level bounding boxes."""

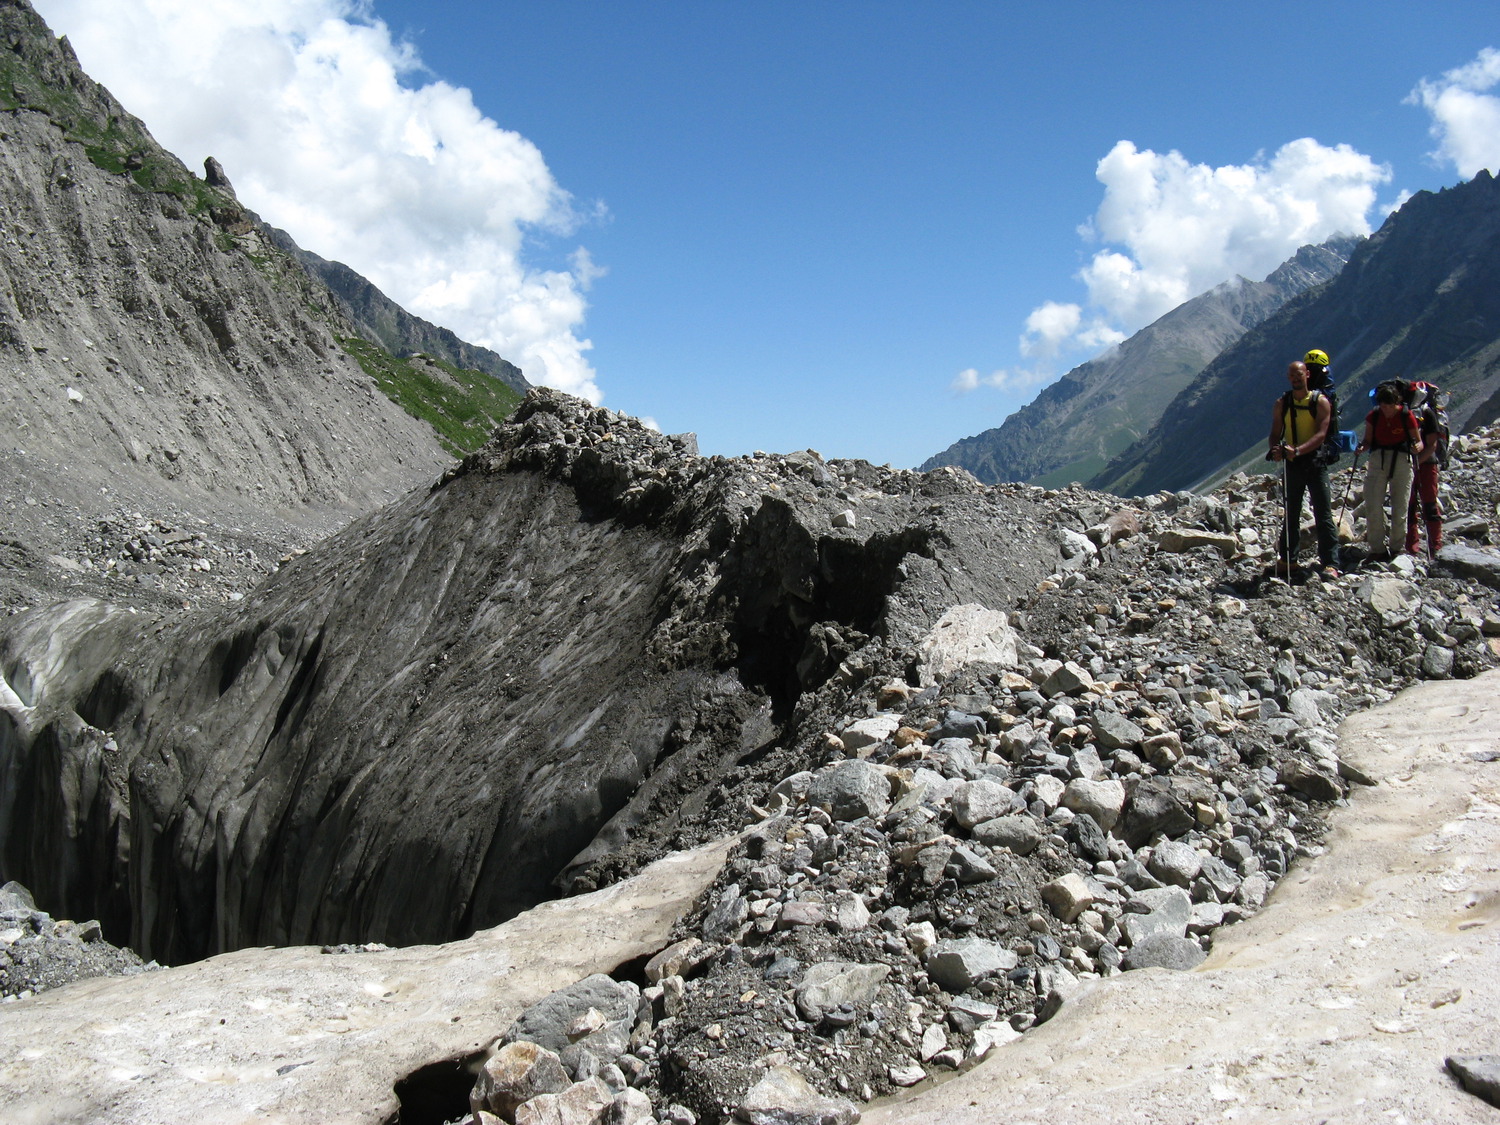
[
  {"left": 339, "top": 338, "right": 523, "bottom": 456},
  {"left": 0, "top": 28, "right": 224, "bottom": 213}
]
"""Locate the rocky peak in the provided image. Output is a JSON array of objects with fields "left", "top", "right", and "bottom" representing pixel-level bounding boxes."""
[{"left": 202, "top": 154, "right": 235, "bottom": 196}]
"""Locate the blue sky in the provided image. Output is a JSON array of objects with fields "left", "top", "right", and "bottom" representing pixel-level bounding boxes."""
[{"left": 36, "top": 1, "right": 1500, "bottom": 467}]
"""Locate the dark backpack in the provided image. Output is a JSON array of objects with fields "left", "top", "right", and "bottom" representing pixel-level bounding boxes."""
[
  {"left": 1372, "top": 378, "right": 1451, "bottom": 466},
  {"left": 1408, "top": 381, "right": 1452, "bottom": 468}
]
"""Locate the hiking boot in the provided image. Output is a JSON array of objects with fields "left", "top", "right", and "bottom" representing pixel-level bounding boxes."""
[{"left": 1320, "top": 566, "right": 1341, "bottom": 580}]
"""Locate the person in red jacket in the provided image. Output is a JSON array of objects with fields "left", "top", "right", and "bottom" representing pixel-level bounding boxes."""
[
  {"left": 1357, "top": 383, "right": 1423, "bottom": 561},
  {"left": 1405, "top": 397, "right": 1444, "bottom": 557}
]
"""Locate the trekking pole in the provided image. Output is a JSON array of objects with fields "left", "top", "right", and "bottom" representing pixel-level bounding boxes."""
[
  {"left": 1281, "top": 453, "right": 1292, "bottom": 579},
  {"left": 1336, "top": 451, "right": 1361, "bottom": 528}
]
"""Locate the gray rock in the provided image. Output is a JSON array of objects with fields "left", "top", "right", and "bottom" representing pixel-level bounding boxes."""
[
  {"left": 559, "top": 1023, "right": 631, "bottom": 1079},
  {"left": 770, "top": 772, "right": 815, "bottom": 806},
  {"left": 1095, "top": 941, "right": 1123, "bottom": 972},
  {"left": 944, "top": 995, "right": 999, "bottom": 1034},
  {"left": 1444, "top": 514, "right": 1490, "bottom": 541},
  {"left": 1119, "top": 858, "right": 1164, "bottom": 891},
  {"left": 971, "top": 815, "right": 1042, "bottom": 855},
  {"left": 1357, "top": 576, "right": 1422, "bottom": 626},
  {"left": 794, "top": 961, "right": 889, "bottom": 1022},
  {"left": 1068, "top": 813, "right": 1109, "bottom": 862},
  {"left": 1187, "top": 901, "right": 1225, "bottom": 936},
  {"left": 1194, "top": 854, "right": 1242, "bottom": 901},
  {"left": 1237, "top": 873, "right": 1272, "bottom": 911},
  {"left": 951, "top": 779, "right": 1014, "bottom": 829},
  {"left": 703, "top": 885, "right": 750, "bottom": 942},
  {"left": 0, "top": 882, "right": 36, "bottom": 914},
  {"left": 806, "top": 760, "right": 891, "bottom": 821},
  {"left": 505, "top": 975, "right": 641, "bottom": 1054},
  {"left": 935, "top": 710, "right": 987, "bottom": 742},
  {"left": 928, "top": 739, "right": 981, "bottom": 780},
  {"left": 1221, "top": 838, "right": 1255, "bottom": 869},
  {"left": 1031, "top": 774, "right": 1066, "bottom": 810},
  {"left": 926, "top": 938, "right": 1019, "bottom": 992},
  {"left": 1091, "top": 711, "right": 1144, "bottom": 752},
  {"left": 948, "top": 844, "right": 998, "bottom": 884},
  {"left": 1068, "top": 746, "right": 1108, "bottom": 781},
  {"left": 1040, "top": 661, "right": 1095, "bottom": 697},
  {"left": 1286, "top": 687, "right": 1339, "bottom": 727},
  {"left": 829, "top": 891, "right": 871, "bottom": 933},
  {"left": 903, "top": 767, "right": 960, "bottom": 812},
  {"left": 1447, "top": 1055, "right": 1500, "bottom": 1108},
  {"left": 838, "top": 714, "right": 902, "bottom": 753},
  {"left": 1422, "top": 644, "right": 1455, "bottom": 679},
  {"left": 915, "top": 604, "right": 1020, "bottom": 687},
  {"left": 1436, "top": 543, "right": 1500, "bottom": 589},
  {"left": 1046, "top": 700, "right": 1079, "bottom": 728},
  {"left": 1119, "top": 779, "right": 1195, "bottom": 848},
  {"left": 1121, "top": 932, "right": 1206, "bottom": 971},
  {"left": 1147, "top": 840, "right": 1203, "bottom": 888},
  {"left": 1122, "top": 887, "right": 1192, "bottom": 944}
]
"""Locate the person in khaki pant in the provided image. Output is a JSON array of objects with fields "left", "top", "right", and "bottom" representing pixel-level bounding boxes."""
[{"left": 1357, "top": 383, "right": 1422, "bottom": 561}]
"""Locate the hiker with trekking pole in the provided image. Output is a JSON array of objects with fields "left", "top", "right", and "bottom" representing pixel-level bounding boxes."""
[
  {"left": 1267, "top": 359, "right": 1340, "bottom": 580},
  {"left": 1357, "top": 381, "right": 1423, "bottom": 563}
]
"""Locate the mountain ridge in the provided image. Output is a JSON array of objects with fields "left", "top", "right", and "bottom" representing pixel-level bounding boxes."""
[
  {"left": 1092, "top": 172, "right": 1500, "bottom": 495},
  {"left": 921, "top": 237, "right": 1358, "bottom": 485}
]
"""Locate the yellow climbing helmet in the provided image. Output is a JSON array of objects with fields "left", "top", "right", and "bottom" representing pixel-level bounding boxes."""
[{"left": 1304, "top": 349, "right": 1330, "bottom": 367}]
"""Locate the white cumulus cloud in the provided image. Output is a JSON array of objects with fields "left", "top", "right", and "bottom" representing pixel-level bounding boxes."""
[
  {"left": 950, "top": 365, "right": 1052, "bottom": 396},
  {"left": 1078, "top": 138, "right": 1390, "bottom": 332},
  {"left": 1409, "top": 47, "right": 1500, "bottom": 178},
  {"left": 968, "top": 136, "right": 1386, "bottom": 399},
  {"left": 35, "top": 0, "right": 601, "bottom": 399},
  {"left": 1019, "top": 301, "right": 1123, "bottom": 358}
]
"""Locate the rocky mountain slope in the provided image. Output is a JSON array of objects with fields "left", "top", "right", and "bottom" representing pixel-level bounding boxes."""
[
  {"left": 922, "top": 238, "right": 1357, "bottom": 487},
  {"left": 1095, "top": 171, "right": 1500, "bottom": 496},
  {"left": 0, "top": 0, "right": 525, "bottom": 618}
]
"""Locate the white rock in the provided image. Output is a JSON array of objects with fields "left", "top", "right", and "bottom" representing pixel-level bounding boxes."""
[
  {"left": 839, "top": 713, "right": 901, "bottom": 753},
  {"left": 1040, "top": 873, "right": 1095, "bottom": 923},
  {"left": 738, "top": 1065, "right": 859, "bottom": 1125},
  {"left": 951, "top": 779, "right": 1015, "bottom": 829},
  {"left": 1032, "top": 775, "right": 1066, "bottom": 811},
  {"left": 920, "top": 1023, "right": 947, "bottom": 1061},
  {"left": 905, "top": 921, "right": 938, "bottom": 956},
  {"left": 1060, "top": 778, "right": 1125, "bottom": 831},
  {"left": 916, "top": 604, "right": 1020, "bottom": 686},
  {"left": 969, "top": 1019, "right": 1023, "bottom": 1058}
]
